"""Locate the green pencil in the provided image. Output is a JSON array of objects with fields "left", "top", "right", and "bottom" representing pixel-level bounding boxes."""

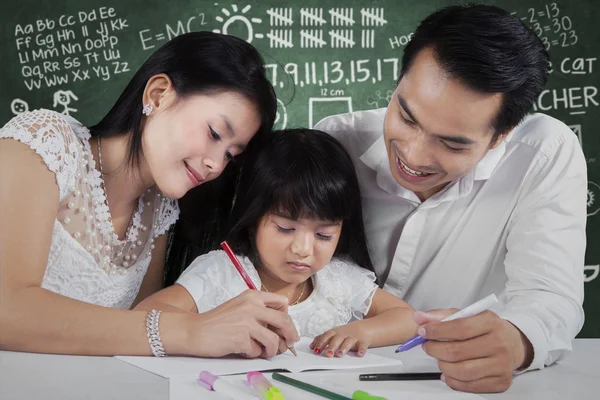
[{"left": 272, "top": 373, "right": 352, "bottom": 400}]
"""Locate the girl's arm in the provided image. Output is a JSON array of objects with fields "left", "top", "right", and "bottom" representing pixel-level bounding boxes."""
[
  {"left": 310, "top": 288, "right": 418, "bottom": 357},
  {"left": 361, "top": 288, "right": 419, "bottom": 346}
]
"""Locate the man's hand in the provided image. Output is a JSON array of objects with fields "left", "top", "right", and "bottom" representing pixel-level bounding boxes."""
[{"left": 415, "top": 309, "right": 534, "bottom": 393}]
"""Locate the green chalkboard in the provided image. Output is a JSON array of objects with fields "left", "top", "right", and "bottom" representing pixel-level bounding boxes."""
[{"left": 1, "top": 0, "right": 599, "bottom": 337}]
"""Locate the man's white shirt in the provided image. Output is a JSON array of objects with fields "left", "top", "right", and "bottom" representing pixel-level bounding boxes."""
[{"left": 315, "top": 109, "right": 587, "bottom": 371}]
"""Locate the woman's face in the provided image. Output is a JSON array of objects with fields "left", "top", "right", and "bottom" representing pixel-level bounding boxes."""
[{"left": 143, "top": 91, "right": 261, "bottom": 199}]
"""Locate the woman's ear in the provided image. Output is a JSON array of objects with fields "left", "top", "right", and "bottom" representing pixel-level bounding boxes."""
[{"left": 142, "top": 73, "right": 176, "bottom": 113}]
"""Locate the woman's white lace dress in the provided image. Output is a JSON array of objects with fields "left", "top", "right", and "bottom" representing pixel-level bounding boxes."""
[
  {"left": 0, "top": 109, "right": 179, "bottom": 309},
  {"left": 177, "top": 250, "right": 379, "bottom": 337}
]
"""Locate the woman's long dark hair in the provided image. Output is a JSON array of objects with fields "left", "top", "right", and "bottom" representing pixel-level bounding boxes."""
[
  {"left": 85, "top": 31, "right": 277, "bottom": 286},
  {"left": 225, "top": 128, "right": 374, "bottom": 275},
  {"left": 89, "top": 31, "right": 276, "bottom": 168}
]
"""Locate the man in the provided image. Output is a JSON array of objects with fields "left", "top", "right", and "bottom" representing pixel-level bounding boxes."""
[{"left": 315, "top": 4, "right": 586, "bottom": 393}]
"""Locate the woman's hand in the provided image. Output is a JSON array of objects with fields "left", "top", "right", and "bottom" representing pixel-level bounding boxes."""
[
  {"left": 309, "top": 322, "right": 372, "bottom": 358},
  {"left": 180, "top": 290, "right": 299, "bottom": 359}
]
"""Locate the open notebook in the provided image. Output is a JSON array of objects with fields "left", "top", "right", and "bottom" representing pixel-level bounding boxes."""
[{"left": 116, "top": 337, "right": 403, "bottom": 378}]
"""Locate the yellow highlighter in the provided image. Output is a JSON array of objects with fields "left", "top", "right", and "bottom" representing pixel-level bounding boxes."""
[{"left": 247, "top": 371, "right": 286, "bottom": 400}]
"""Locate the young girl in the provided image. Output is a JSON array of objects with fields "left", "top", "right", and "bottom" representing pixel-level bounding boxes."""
[{"left": 137, "top": 129, "right": 418, "bottom": 358}]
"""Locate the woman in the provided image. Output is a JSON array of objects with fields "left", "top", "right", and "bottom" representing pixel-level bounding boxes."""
[{"left": 0, "top": 32, "right": 298, "bottom": 359}]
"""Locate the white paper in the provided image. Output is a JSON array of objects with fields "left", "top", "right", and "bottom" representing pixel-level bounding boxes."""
[{"left": 116, "top": 337, "right": 403, "bottom": 378}]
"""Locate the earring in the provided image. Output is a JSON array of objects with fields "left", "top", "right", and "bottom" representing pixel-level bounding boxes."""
[{"left": 142, "top": 104, "right": 153, "bottom": 116}]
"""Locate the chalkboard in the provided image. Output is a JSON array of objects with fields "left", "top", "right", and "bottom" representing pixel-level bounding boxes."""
[{"left": 1, "top": 0, "right": 598, "bottom": 337}]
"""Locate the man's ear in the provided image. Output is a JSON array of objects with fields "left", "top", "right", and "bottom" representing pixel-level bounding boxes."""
[{"left": 489, "top": 132, "right": 507, "bottom": 149}]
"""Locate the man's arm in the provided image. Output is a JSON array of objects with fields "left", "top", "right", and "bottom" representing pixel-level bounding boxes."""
[
  {"left": 418, "top": 126, "right": 587, "bottom": 393},
  {"left": 498, "top": 131, "right": 587, "bottom": 370}
]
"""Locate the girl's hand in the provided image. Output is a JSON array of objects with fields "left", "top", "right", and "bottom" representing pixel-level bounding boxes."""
[{"left": 309, "top": 322, "right": 372, "bottom": 358}]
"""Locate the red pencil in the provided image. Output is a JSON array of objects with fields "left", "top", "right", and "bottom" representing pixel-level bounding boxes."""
[
  {"left": 220, "top": 241, "right": 257, "bottom": 290},
  {"left": 220, "top": 241, "right": 297, "bottom": 356}
]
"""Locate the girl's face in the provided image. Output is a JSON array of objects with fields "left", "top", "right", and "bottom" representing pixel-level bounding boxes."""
[
  {"left": 142, "top": 91, "right": 261, "bottom": 199},
  {"left": 255, "top": 212, "right": 343, "bottom": 285}
]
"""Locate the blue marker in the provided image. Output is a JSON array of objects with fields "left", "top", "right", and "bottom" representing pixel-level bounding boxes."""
[{"left": 396, "top": 294, "right": 499, "bottom": 353}]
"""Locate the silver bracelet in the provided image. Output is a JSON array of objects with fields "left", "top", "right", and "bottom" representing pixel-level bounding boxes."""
[{"left": 145, "top": 309, "right": 166, "bottom": 357}]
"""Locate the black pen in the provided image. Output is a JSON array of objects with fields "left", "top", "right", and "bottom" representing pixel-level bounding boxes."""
[{"left": 359, "top": 372, "right": 442, "bottom": 381}]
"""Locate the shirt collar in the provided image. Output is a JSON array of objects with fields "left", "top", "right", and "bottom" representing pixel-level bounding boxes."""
[
  {"left": 359, "top": 136, "right": 421, "bottom": 202},
  {"left": 472, "top": 139, "right": 507, "bottom": 180},
  {"left": 359, "top": 133, "right": 508, "bottom": 204}
]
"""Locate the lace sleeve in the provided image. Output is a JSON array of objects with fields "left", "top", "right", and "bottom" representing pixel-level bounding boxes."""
[
  {"left": 175, "top": 250, "right": 248, "bottom": 313},
  {"left": 0, "top": 109, "right": 79, "bottom": 201},
  {"left": 317, "top": 258, "right": 379, "bottom": 322},
  {"left": 154, "top": 195, "right": 180, "bottom": 237}
]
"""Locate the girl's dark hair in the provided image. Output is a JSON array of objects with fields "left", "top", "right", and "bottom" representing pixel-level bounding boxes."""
[
  {"left": 225, "top": 129, "right": 375, "bottom": 275},
  {"left": 89, "top": 31, "right": 276, "bottom": 168},
  {"left": 400, "top": 4, "right": 550, "bottom": 140}
]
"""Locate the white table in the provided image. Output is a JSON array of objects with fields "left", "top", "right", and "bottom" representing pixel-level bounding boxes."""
[{"left": 1, "top": 339, "right": 599, "bottom": 400}]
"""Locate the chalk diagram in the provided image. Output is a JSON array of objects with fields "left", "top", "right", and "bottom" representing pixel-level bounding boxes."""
[
  {"left": 308, "top": 97, "right": 352, "bottom": 128},
  {"left": 568, "top": 124, "right": 582, "bottom": 146},
  {"left": 584, "top": 265, "right": 599, "bottom": 283},
  {"left": 10, "top": 98, "right": 29, "bottom": 115},
  {"left": 367, "top": 90, "right": 393, "bottom": 109},
  {"left": 265, "top": 7, "right": 387, "bottom": 49},
  {"left": 213, "top": 4, "right": 264, "bottom": 43},
  {"left": 585, "top": 181, "right": 599, "bottom": 283},
  {"left": 266, "top": 8, "right": 293, "bottom": 48},
  {"left": 588, "top": 181, "right": 600, "bottom": 217},
  {"left": 53, "top": 90, "right": 78, "bottom": 115},
  {"left": 274, "top": 98, "right": 288, "bottom": 130}
]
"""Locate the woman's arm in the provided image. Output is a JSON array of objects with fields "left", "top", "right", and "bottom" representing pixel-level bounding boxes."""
[
  {"left": 131, "top": 234, "right": 168, "bottom": 308},
  {"left": 0, "top": 139, "right": 184, "bottom": 355},
  {"left": 0, "top": 139, "right": 298, "bottom": 359},
  {"left": 135, "top": 284, "right": 299, "bottom": 357},
  {"left": 135, "top": 283, "right": 199, "bottom": 314}
]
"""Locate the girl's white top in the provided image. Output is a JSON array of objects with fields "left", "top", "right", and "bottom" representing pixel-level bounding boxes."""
[
  {"left": 177, "top": 250, "right": 379, "bottom": 337},
  {"left": 0, "top": 109, "right": 179, "bottom": 309}
]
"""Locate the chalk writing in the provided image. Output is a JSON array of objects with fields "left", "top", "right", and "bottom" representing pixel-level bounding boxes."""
[{"left": 14, "top": 6, "right": 131, "bottom": 93}]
